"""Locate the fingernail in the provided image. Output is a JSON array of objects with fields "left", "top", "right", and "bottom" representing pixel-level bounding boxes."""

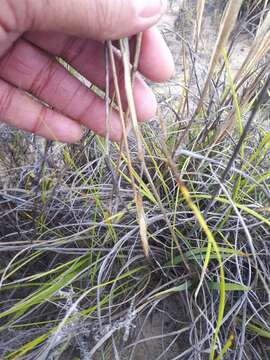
[{"left": 137, "top": 0, "right": 167, "bottom": 18}]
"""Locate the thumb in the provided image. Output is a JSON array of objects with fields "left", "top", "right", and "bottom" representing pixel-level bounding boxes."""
[{"left": 2, "top": 0, "right": 167, "bottom": 40}]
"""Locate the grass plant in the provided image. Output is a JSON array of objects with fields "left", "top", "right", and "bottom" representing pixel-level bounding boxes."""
[{"left": 0, "top": 0, "right": 270, "bottom": 359}]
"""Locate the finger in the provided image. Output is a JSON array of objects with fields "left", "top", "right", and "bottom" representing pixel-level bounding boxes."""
[
  {"left": 24, "top": 33, "right": 158, "bottom": 122},
  {"left": 25, "top": 27, "right": 174, "bottom": 83},
  {"left": 113, "top": 27, "right": 175, "bottom": 82},
  {"left": 0, "top": 79, "right": 82, "bottom": 143},
  {"left": 0, "top": 39, "right": 124, "bottom": 140},
  {"left": 0, "top": 32, "right": 20, "bottom": 58},
  {"left": 138, "top": 27, "right": 175, "bottom": 82},
  {"left": 24, "top": 27, "right": 174, "bottom": 119},
  {"left": 2, "top": 0, "right": 167, "bottom": 41}
]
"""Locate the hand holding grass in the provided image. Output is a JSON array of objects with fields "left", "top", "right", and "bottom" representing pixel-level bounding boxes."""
[{"left": 0, "top": 0, "right": 174, "bottom": 142}]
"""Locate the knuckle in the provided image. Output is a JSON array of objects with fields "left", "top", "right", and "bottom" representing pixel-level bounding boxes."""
[
  {"left": 0, "top": 81, "right": 16, "bottom": 118},
  {"left": 60, "top": 37, "right": 88, "bottom": 64},
  {"left": 77, "top": 90, "right": 96, "bottom": 123},
  {"left": 32, "top": 106, "right": 47, "bottom": 134},
  {"left": 0, "top": 0, "right": 32, "bottom": 37},
  {"left": 30, "top": 58, "right": 57, "bottom": 98},
  {"left": 0, "top": 41, "right": 32, "bottom": 80},
  {"left": 0, "top": 1, "right": 15, "bottom": 39}
]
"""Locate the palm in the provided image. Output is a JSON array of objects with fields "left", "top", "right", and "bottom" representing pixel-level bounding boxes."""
[{"left": 0, "top": 28, "right": 173, "bottom": 142}]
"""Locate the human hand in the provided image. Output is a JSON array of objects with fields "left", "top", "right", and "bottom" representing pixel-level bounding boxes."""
[{"left": 0, "top": 0, "right": 174, "bottom": 143}]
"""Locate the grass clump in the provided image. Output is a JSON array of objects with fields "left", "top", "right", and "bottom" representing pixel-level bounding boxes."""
[{"left": 0, "top": 0, "right": 270, "bottom": 359}]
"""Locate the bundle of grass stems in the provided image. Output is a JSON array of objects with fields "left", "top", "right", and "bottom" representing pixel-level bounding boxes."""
[{"left": 0, "top": 0, "right": 270, "bottom": 359}]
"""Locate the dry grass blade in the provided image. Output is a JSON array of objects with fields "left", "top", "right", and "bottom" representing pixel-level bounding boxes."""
[
  {"left": 108, "top": 42, "right": 131, "bottom": 161},
  {"left": 119, "top": 36, "right": 190, "bottom": 266},
  {"left": 197, "top": 3, "right": 270, "bottom": 148},
  {"left": 214, "top": 9, "right": 270, "bottom": 142},
  {"left": 193, "top": 0, "right": 206, "bottom": 49},
  {"left": 119, "top": 35, "right": 150, "bottom": 259},
  {"left": 119, "top": 38, "right": 144, "bottom": 161},
  {"left": 135, "top": 192, "right": 149, "bottom": 258},
  {"left": 214, "top": 63, "right": 270, "bottom": 144},
  {"left": 205, "top": 73, "right": 270, "bottom": 215},
  {"left": 235, "top": 9, "right": 270, "bottom": 84},
  {"left": 195, "top": 0, "right": 243, "bottom": 114}
]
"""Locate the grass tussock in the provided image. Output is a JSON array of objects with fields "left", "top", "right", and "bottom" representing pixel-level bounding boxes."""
[{"left": 0, "top": 0, "right": 270, "bottom": 359}]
